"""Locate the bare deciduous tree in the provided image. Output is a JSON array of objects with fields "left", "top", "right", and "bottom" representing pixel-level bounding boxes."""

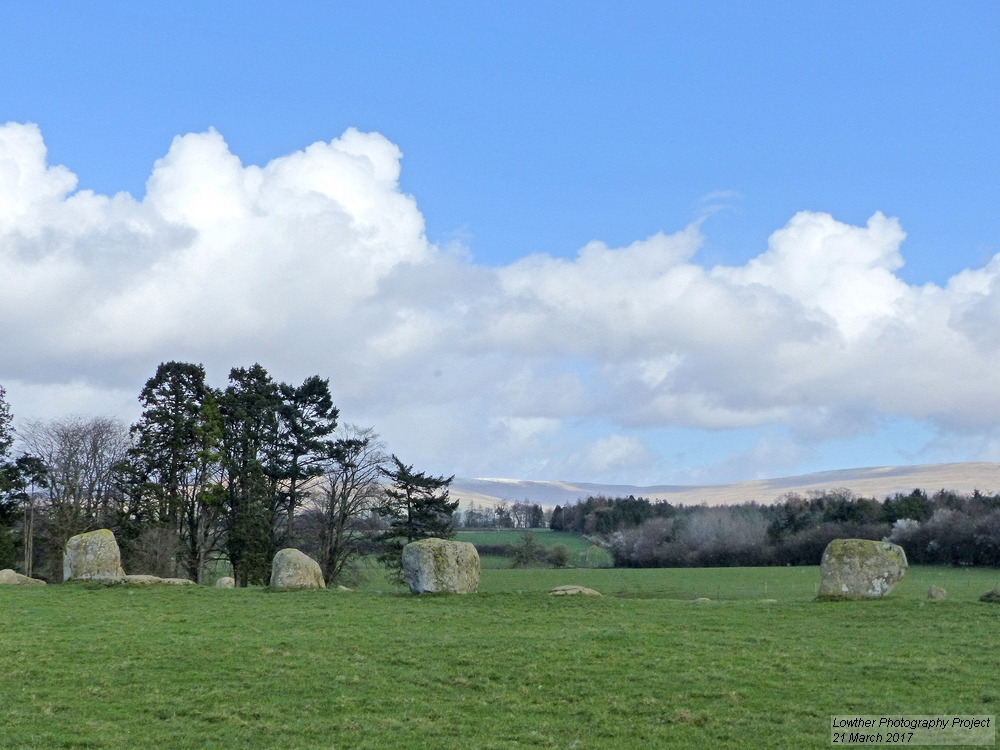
[
  {"left": 309, "top": 425, "right": 388, "bottom": 584},
  {"left": 19, "top": 416, "right": 130, "bottom": 577}
]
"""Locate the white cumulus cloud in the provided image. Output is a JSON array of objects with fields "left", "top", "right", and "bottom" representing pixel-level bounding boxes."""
[{"left": 3, "top": 121, "right": 1000, "bottom": 482}]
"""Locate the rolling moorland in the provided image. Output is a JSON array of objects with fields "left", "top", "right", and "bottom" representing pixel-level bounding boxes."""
[
  {"left": 2, "top": 564, "right": 999, "bottom": 750},
  {"left": 450, "top": 461, "right": 1000, "bottom": 508}
]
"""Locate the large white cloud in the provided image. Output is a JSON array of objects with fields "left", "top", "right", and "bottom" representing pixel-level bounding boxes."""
[{"left": 3, "top": 121, "right": 1000, "bottom": 482}]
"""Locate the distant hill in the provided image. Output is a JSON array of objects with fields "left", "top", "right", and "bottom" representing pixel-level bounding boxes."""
[{"left": 450, "top": 462, "right": 1000, "bottom": 509}]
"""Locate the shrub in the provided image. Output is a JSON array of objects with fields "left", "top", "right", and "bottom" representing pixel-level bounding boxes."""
[
  {"left": 511, "top": 532, "right": 545, "bottom": 567},
  {"left": 548, "top": 543, "right": 570, "bottom": 568}
]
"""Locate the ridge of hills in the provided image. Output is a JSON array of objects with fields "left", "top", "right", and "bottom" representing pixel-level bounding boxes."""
[{"left": 450, "top": 461, "right": 1000, "bottom": 509}]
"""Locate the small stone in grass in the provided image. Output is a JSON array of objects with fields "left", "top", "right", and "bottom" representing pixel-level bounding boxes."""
[
  {"left": 927, "top": 585, "right": 947, "bottom": 600},
  {"left": 550, "top": 585, "right": 601, "bottom": 596},
  {"left": 980, "top": 586, "right": 1000, "bottom": 603}
]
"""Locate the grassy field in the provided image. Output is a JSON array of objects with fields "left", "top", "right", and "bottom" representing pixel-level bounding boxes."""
[
  {"left": 1, "top": 565, "right": 999, "bottom": 749},
  {"left": 453, "top": 529, "right": 613, "bottom": 569}
]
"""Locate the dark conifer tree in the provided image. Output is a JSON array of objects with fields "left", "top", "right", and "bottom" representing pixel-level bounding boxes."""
[
  {"left": 549, "top": 505, "right": 564, "bottom": 530},
  {"left": 128, "top": 362, "right": 227, "bottom": 581},
  {"left": 130, "top": 361, "right": 207, "bottom": 527},
  {"left": 376, "top": 456, "right": 456, "bottom": 579},
  {"left": 218, "top": 364, "right": 281, "bottom": 586},
  {"left": 276, "top": 375, "right": 338, "bottom": 544}
]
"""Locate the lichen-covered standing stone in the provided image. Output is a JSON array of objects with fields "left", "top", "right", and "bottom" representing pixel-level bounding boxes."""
[
  {"left": 0, "top": 569, "right": 46, "bottom": 585},
  {"left": 402, "top": 538, "right": 480, "bottom": 594},
  {"left": 819, "top": 539, "right": 907, "bottom": 599},
  {"left": 927, "top": 585, "right": 947, "bottom": 600},
  {"left": 215, "top": 576, "right": 236, "bottom": 588},
  {"left": 270, "top": 549, "right": 326, "bottom": 590},
  {"left": 63, "top": 529, "right": 125, "bottom": 581}
]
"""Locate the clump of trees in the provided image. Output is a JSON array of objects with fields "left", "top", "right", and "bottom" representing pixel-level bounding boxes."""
[
  {"left": 460, "top": 500, "right": 546, "bottom": 529},
  {"left": 0, "top": 363, "right": 457, "bottom": 586},
  {"left": 551, "top": 495, "right": 663, "bottom": 534},
  {"left": 565, "top": 488, "right": 1000, "bottom": 568}
]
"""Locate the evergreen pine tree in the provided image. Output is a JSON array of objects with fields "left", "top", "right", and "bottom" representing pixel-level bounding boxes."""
[{"left": 376, "top": 455, "right": 456, "bottom": 579}]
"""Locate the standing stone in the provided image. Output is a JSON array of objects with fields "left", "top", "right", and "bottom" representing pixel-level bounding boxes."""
[
  {"left": 980, "top": 586, "right": 1000, "bottom": 603},
  {"left": 927, "top": 585, "right": 947, "bottom": 600},
  {"left": 215, "top": 576, "right": 236, "bottom": 588},
  {"left": 270, "top": 549, "right": 326, "bottom": 590},
  {"left": 819, "top": 539, "right": 907, "bottom": 599},
  {"left": 402, "top": 538, "right": 480, "bottom": 594},
  {"left": 63, "top": 529, "right": 125, "bottom": 582},
  {"left": 0, "top": 569, "right": 46, "bottom": 585}
]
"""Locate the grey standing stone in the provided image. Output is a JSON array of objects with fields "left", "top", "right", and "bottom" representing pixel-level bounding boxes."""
[
  {"left": 818, "top": 539, "right": 907, "bottom": 599},
  {"left": 215, "top": 576, "right": 236, "bottom": 588},
  {"left": 270, "top": 549, "right": 326, "bottom": 590},
  {"left": 402, "top": 538, "right": 480, "bottom": 594},
  {"left": 63, "top": 529, "right": 125, "bottom": 582}
]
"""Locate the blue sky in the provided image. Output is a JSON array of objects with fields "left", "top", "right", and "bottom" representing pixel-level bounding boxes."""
[{"left": 2, "top": 2, "right": 1000, "bottom": 484}]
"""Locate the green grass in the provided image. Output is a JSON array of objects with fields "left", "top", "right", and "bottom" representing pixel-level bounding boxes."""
[
  {"left": 1, "top": 565, "right": 999, "bottom": 749},
  {"left": 454, "top": 529, "right": 613, "bottom": 569},
  {"left": 455, "top": 529, "right": 592, "bottom": 554}
]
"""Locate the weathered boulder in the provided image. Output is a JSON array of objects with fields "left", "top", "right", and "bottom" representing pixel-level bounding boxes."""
[
  {"left": 63, "top": 529, "right": 125, "bottom": 581},
  {"left": 927, "top": 585, "right": 947, "bottom": 600},
  {"left": 819, "top": 539, "right": 907, "bottom": 599},
  {"left": 215, "top": 576, "right": 235, "bottom": 588},
  {"left": 402, "top": 538, "right": 480, "bottom": 594},
  {"left": 123, "top": 575, "right": 195, "bottom": 586},
  {"left": 980, "top": 586, "right": 1000, "bottom": 603},
  {"left": 122, "top": 575, "right": 159, "bottom": 585},
  {"left": 0, "top": 569, "right": 46, "bottom": 585},
  {"left": 270, "top": 549, "right": 326, "bottom": 590},
  {"left": 550, "top": 585, "right": 601, "bottom": 597}
]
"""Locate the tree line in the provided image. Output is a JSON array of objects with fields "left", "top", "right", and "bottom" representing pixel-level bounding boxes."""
[
  {"left": 554, "top": 489, "right": 1000, "bottom": 568},
  {"left": 0, "top": 363, "right": 457, "bottom": 585},
  {"left": 460, "top": 500, "right": 546, "bottom": 529}
]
